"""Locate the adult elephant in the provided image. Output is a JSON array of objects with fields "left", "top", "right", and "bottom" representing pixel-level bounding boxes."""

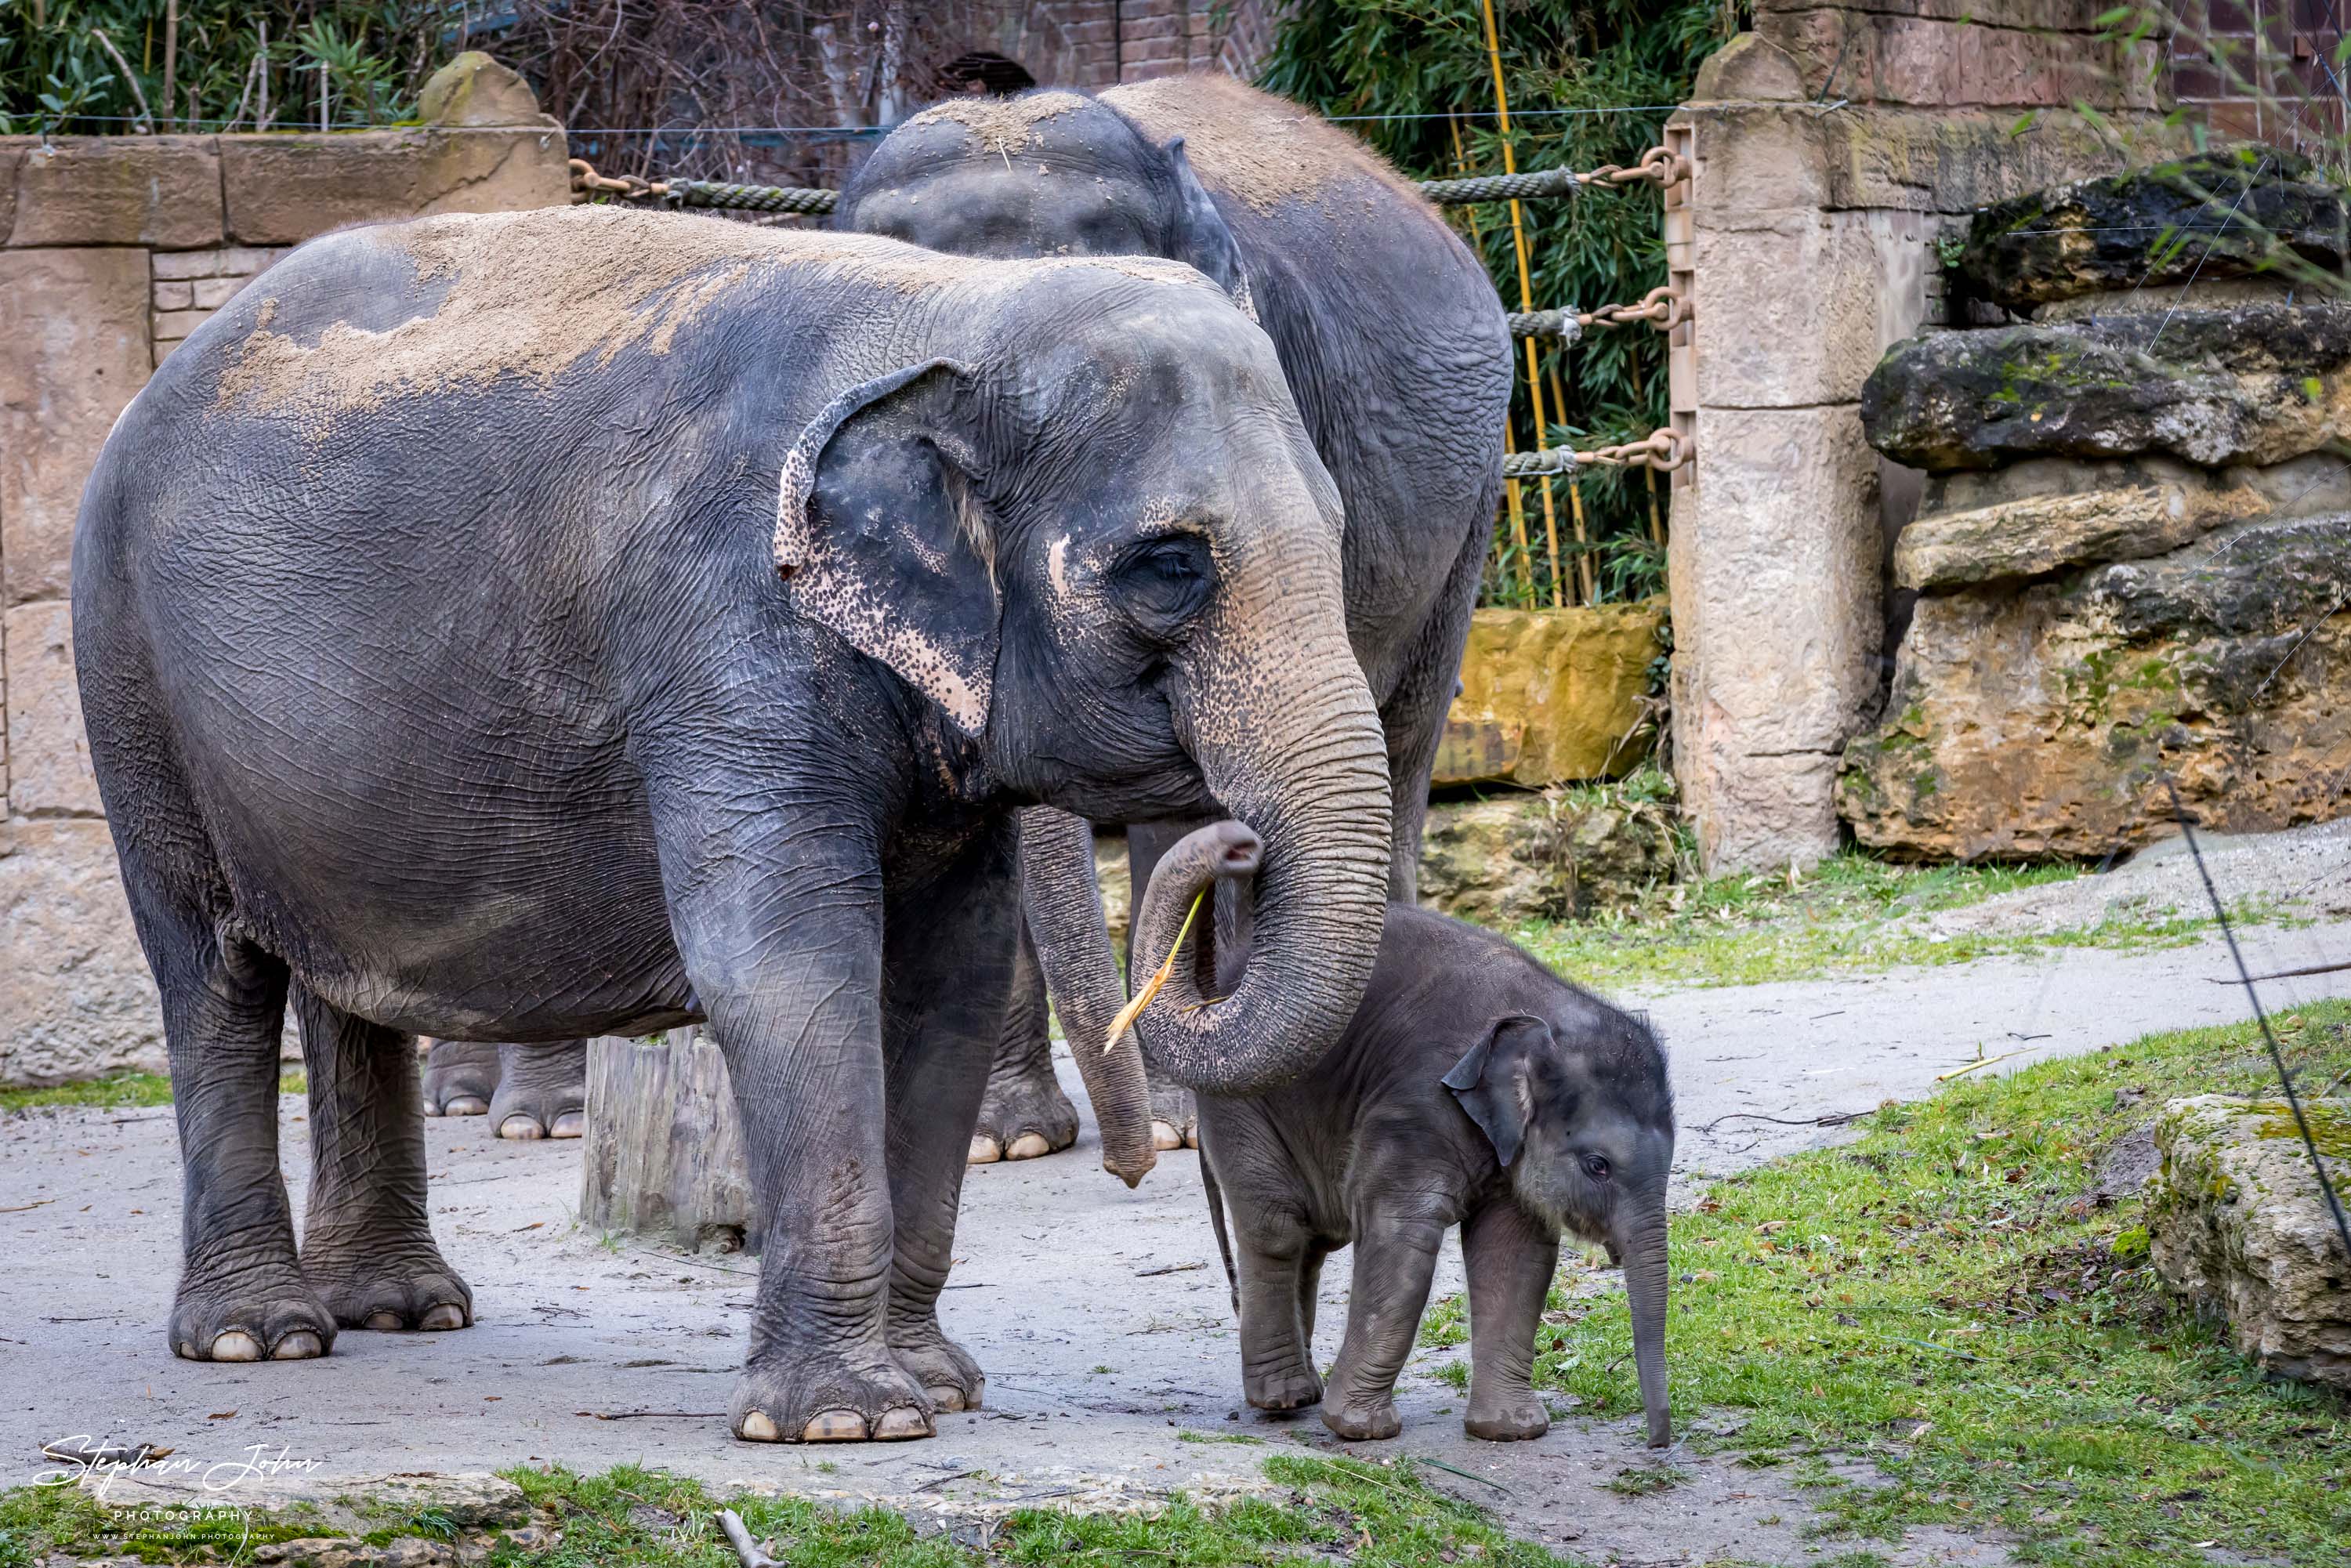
[
  {"left": 838, "top": 76, "right": 1512, "bottom": 1156},
  {"left": 73, "top": 205, "right": 1391, "bottom": 1443}
]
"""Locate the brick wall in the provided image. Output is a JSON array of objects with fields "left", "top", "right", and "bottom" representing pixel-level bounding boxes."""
[
  {"left": 2166, "top": 0, "right": 2351, "bottom": 149},
  {"left": 0, "top": 57, "right": 570, "bottom": 1086}
]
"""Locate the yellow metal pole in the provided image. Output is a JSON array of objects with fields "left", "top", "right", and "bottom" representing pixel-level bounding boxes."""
[
  {"left": 1481, "top": 0, "right": 1563, "bottom": 610},
  {"left": 1453, "top": 115, "right": 1533, "bottom": 606}
]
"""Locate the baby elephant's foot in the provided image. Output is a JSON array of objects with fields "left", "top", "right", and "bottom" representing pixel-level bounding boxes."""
[
  {"left": 172, "top": 1267, "right": 337, "bottom": 1363},
  {"left": 1244, "top": 1362, "right": 1324, "bottom": 1413},
  {"left": 305, "top": 1246, "right": 473, "bottom": 1333},
  {"left": 889, "top": 1327, "right": 986, "bottom": 1413},
  {"left": 1465, "top": 1394, "right": 1550, "bottom": 1442},
  {"left": 731, "top": 1349, "right": 935, "bottom": 1443},
  {"left": 1148, "top": 1080, "right": 1198, "bottom": 1152},
  {"left": 1322, "top": 1393, "right": 1403, "bottom": 1441},
  {"left": 421, "top": 1039, "right": 498, "bottom": 1118},
  {"left": 490, "top": 1040, "right": 588, "bottom": 1140},
  {"left": 966, "top": 1067, "right": 1078, "bottom": 1164}
]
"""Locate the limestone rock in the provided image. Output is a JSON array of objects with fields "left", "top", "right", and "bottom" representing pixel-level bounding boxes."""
[
  {"left": 0, "top": 820, "right": 162, "bottom": 1087},
  {"left": 1892, "top": 452, "right": 2351, "bottom": 590},
  {"left": 1433, "top": 603, "right": 1666, "bottom": 788},
  {"left": 219, "top": 128, "right": 571, "bottom": 247},
  {"left": 6, "top": 136, "right": 223, "bottom": 248},
  {"left": 1960, "top": 150, "right": 2349, "bottom": 311},
  {"left": 1860, "top": 302, "right": 2351, "bottom": 472},
  {"left": 2149, "top": 1095, "right": 2349, "bottom": 1390},
  {"left": 5, "top": 602, "right": 103, "bottom": 815},
  {"left": 1416, "top": 789, "right": 1680, "bottom": 926},
  {"left": 1840, "top": 511, "right": 2351, "bottom": 858},
  {"left": 416, "top": 53, "right": 556, "bottom": 129},
  {"left": 1096, "top": 831, "right": 1130, "bottom": 949}
]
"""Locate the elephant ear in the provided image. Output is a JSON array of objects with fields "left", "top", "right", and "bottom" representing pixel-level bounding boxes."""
[
  {"left": 1443, "top": 1016, "right": 1555, "bottom": 1168},
  {"left": 1163, "top": 137, "right": 1256, "bottom": 323},
  {"left": 773, "top": 359, "right": 996, "bottom": 737}
]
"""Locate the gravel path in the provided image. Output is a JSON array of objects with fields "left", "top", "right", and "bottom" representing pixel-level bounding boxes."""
[{"left": 5, "top": 838, "right": 2346, "bottom": 1566}]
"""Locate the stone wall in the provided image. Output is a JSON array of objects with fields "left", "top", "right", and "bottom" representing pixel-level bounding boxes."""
[
  {"left": 1664, "top": 0, "right": 2186, "bottom": 873},
  {"left": 0, "top": 56, "right": 571, "bottom": 1086}
]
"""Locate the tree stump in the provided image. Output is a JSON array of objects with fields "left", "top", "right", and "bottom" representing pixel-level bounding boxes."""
[{"left": 579, "top": 1029, "right": 760, "bottom": 1253}]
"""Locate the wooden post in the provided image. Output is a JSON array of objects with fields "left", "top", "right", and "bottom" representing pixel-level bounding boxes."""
[{"left": 580, "top": 1029, "right": 759, "bottom": 1254}]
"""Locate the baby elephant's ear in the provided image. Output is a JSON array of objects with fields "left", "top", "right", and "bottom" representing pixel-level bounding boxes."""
[
  {"left": 773, "top": 359, "right": 995, "bottom": 737},
  {"left": 1442, "top": 1016, "right": 1555, "bottom": 1168}
]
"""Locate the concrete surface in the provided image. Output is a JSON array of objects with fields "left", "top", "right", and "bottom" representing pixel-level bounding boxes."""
[{"left": 6, "top": 896, "right": 2348, "bottom": 1566}]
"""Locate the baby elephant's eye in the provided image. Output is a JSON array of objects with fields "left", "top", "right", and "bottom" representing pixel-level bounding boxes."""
[{"left": 1581, "top": 1153, "right": 1613, "bottom": 1182}]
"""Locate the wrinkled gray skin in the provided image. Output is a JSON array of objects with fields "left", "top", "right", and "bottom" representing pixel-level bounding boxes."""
[
  {"left": 426, "top": 80, "right": 1508, "bottom": 1157},
  {"left": 72, "top": 206, "right": 1391, "bottom": 1443},
  {"left": 420, "top": 1039, "right": 585, "bottom": 1139},
  {"left": 1136, "top": 824, "right": 1676, "bottom": 1447}
]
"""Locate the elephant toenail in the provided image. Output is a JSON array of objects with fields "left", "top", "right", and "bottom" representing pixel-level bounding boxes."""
[
  {"left": 1150, "top": 1121, "right": 1184, "bottom": 1152},
  {"left": 800, "top": 1410, "right": 868, "bottom": 1442},
  {"left": 925, "top": 1385, "right": 967, "bottom": 1413},
  {"left": 498, "top": 1116, "right": 545, "bottom": 1140},
  {"left": 178, "top": 1340, "right": 201, "bottom": 1360},
  {"left": 967, "top": 1135, "right": 1002, "bottom": 1164},
  {"left": 1005, "top": 1132, "right": 1052, "bottom": 1161},
  {"left": 444, "top": 1095, "right": 489, "bottom": 1117},
  {"left": 210, "top": 1330, "right": 263, "bottom": 1362},
  {"left": 737, "top": 1410, "right": 781, "bottom": 1443},
  {"left": 273, "top": 1331, "right": 324, "bottom": 1360},
  {"left": 549, "top": 1111, "right": 585, "bottom": 1139},
  {"left": 418, "top": 1304, "right": 467, "bottom": 1331},
  {"left": 363, "top": 1311, "right": 404, "bottom": 1331},
  {"left": 1184, "top": 1128, "right": 1201, "bottom": 1149},
  {"left": 875, "top": 1407, "right": 931, "bottom": 1440}
]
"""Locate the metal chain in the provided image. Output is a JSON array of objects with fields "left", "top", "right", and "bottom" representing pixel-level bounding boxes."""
[
  {"left": 1502, "top": 427, "right": 1688, "bottom": 478},
  {"left": 1509, "top": 287, "right": 1690, "bottom": 340},
  {"left": 568, "top": 145, "right": 1686, "bottom": 215}
]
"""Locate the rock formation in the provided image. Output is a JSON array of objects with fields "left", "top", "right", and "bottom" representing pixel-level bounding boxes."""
[{"left": 1842, "top": 153, "right": 2351, "bottom": 859}]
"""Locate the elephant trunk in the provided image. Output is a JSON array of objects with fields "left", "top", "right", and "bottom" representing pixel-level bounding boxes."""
[
  {"left": 1017, "top": 806, "right": 1157, "bottom": 1187},
  {"left": 1618, "top": 1194, "right": 1673, "bottom": 1447},
  {"left": 1124, "top": 646, "right": 1390, "bottom": 1095}
]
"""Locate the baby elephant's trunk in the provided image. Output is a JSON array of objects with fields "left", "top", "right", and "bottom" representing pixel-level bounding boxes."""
[{"left": 1619, "top": 1195, "right": 1673, "bottom": 1447}]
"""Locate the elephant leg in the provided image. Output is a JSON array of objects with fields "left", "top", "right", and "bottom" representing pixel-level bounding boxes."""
[
  {"left": 488, "top": 1039, "right": 589, "bottom": 1141},
  {"left": 1376, "top": 524, "right": 1487, "bottom": 903},
  {"left": 1460, "top": 1200, "right": 1557, "bottom": 1441},
  {"left": 295, "top": 989, "right": 473, "bottom": 1333},
  {"left": 1125, "top": 817, "right": 1214, "bottom": 1150},
  {"left": 1321, "top": 1210, "right": 1446, "bottom": 1441},
  {"left": 965, "top": 921, "right": 1078, "bottom": 1164},
  {"left": 140, "top": 893, "right": 332, "bottom": 1363},
  {"left": 882, "top": 825, "right": 1020, "bottom": 1413},
  {"left": 1229, "top": 1198, "right": 1324, "bottom": 1412},
  {"left": 420, "top": 1038, "right": 498, "bottom": 1117}
]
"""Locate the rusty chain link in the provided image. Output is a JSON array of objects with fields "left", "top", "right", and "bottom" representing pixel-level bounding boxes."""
[
  {"left": 1509, "top": 287, "right": 1689, "bottom": 340},
  {"left": 570, "top": 147, "right": 1686, "bottom": 215},
  {"left": 1502, "top": 427, "right": 1688, "bottom": 479}
]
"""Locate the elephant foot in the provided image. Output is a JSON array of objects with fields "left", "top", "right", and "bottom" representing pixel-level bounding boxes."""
[
  {"left": 490, "top": 1039, "right": 589, "bottom": 1140},
  {"left": 1148, "top": 1079, "right": 1197, "bottom": 1152},
  {"left": 889, "top": 1324, "right": 986, "bottom": 1413},
  {"left": 172, "top": 1267, "right": 338, "bottom": 1363},
  {"left": 304, "top": 1244, "right": 473, "bottom": 1333},
  {"left": 1464, "top": 1394, "right": 1549, "bottom": 1442},
  {"left": 421, "top": 1039, "right": 498, "bottom": 1118},
  {"left": 965, "top": 1057, "right": 1078, "bottom": 1165},
  {"left": 1323, "top": 1395, "right": 1404, "bottom": 1442},
  {"left": 1244, "top": 1360, "right": 1323, "bottom": 1413},
  {"left": 730, "top": 1350, "right": 935, "bottom": 1443}
]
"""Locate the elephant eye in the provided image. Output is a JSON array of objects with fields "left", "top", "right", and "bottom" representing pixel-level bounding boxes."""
[
  {"left": 1111, "top": 534, "right": 1215, "bottom": 640},
  {"left": 1581, "top": 1153, "right": 1613, "bottom": 1182}
]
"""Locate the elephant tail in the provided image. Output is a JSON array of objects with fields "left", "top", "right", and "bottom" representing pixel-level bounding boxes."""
[{"left": 1198, "top": 1137, "right": 1241, "bottom": 1320}]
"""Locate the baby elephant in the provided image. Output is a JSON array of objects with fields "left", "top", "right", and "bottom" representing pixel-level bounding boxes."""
[{"left": 1131, "top": 823, "right": 1675, "bottom": 1446}]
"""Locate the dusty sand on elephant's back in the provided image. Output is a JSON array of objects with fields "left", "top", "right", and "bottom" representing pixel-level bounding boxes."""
[
  {"left": 209, "top": 206, "right": 1215, "bottom": 432},
  {"left": 1103, "top": 74, "right": 1432, "bottom": 215},
  {"left": 910, "top": 89, "right": 1092, "bottom": 154}
]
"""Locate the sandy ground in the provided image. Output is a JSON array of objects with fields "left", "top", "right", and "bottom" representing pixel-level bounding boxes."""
[{"left": 5, "top": 837, "right": 2349, "bottom": 1566}]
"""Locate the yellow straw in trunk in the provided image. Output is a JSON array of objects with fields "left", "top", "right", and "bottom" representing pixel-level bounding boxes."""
[{"left": 1103, "top": 888, "right": 1208, "bottom": 1055}]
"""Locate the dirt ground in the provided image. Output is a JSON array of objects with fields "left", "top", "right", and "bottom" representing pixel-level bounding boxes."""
[{"left": 7, "top": 832, "right": 2350, "bottom": 1566}]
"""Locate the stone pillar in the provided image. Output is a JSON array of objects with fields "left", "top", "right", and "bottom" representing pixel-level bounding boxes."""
[{"left": 1664, "top": 9, "right": 2185, "bottom": 873}]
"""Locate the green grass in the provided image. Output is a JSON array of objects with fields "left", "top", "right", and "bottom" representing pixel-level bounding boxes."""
[
  {"left": 0, "top": 1070, "right": 304, "bottom": 1114},
  {"left": 1506, "top": 850, "right": 2277, "bottom": 992},
  {"left": 1513, "top": 999, "right": 2351, "bottom": 1567}
]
